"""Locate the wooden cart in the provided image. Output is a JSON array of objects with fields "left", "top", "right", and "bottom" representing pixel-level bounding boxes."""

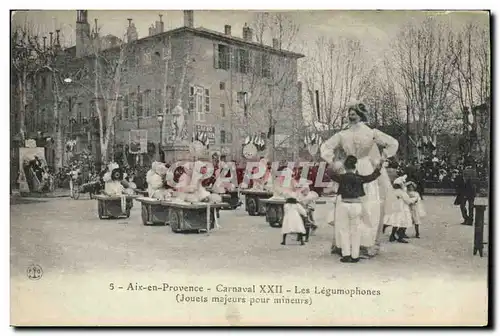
[
  {"left": 136, "top": 197, "right": 171, "bottom": 226},
  {"left": 239, "top": 189, "right": 273, "bottom": 216},
  {"left": 161, "top": 201, "right": 229, "bottom": 233},
  {"left": 261, "top": 197, "right": 328, "bottom": 228},
  {"left": 94, "top": 194, "right": 137, "bottom": 219}
]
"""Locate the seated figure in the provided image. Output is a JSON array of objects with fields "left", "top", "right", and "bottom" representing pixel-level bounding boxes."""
[
  {"left": 146, "top": 161, "right": 172, "bottom": 200},
  {"left": 103, "top": 163, "right": 125, "bottom": 196},
  {"left": 173, "top": 133, "right": 223, "bottom": 204}
]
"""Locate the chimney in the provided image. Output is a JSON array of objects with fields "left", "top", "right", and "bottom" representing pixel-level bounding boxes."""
[
  {"left": 43, "top": 36, "right": 47, "bottom": 50},
  {"left": 49, "top": 32, "right": 53, "bottom": 46},
  {"left": 156, "top": 14, "right": 164, "bottom": 33},
  {"left": 127, "top": 19, "right": 138, "bottom": 42},
  {"left": 242, "top": 23, "right": 253, "bottom": 41},
  {"left": 183, "top": 10, "right": 194, "bottom": 28},
  {"left": 224, "top": 24, "right": 231, "bottom": 35},
  {"left": 272, "top": 38, "right": 279, "bottom": 49}
]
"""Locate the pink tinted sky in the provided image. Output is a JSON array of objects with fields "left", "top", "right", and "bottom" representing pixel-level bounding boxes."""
[{"left": 11, "top": 10, "right": 489, "bottom": 121}]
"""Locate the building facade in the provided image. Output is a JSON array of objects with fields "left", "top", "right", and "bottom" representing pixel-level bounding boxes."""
[{"left": 16, "top": 10, "right": 305, "bottom": 170}]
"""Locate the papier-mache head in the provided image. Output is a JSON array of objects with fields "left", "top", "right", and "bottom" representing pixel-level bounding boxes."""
[
  {"left": 242, "top": 134, "right": 266, "bottom": 160},
  {"left": 190, "top": 131, "right": 210, "bottom": 159}
]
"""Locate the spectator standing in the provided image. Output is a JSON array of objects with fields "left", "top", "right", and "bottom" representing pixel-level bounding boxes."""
[{"left": 454, "top": 158, "right": 480, "bottom": 225}]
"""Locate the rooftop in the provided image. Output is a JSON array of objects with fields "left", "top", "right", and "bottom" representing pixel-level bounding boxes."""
[{"left": 72, "top": 25, "right": 305, "bottom": 59}]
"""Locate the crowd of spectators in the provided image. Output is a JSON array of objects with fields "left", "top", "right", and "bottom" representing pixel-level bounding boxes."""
[{"left": 388, "top": 155, "right": 488, "bottom": 189}]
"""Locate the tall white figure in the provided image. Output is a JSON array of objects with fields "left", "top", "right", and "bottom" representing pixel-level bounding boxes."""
[
  {"left": 171, "top": 103, "right": 185, "bottom": 141},
  {"left": 320, "top": 102, "right": 399, "bottom": 256}
]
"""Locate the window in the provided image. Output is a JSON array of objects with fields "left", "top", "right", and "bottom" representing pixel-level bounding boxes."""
[
  {"left": 127, "top": 55, "right": 136, "bottom": 69},
  {"left": 215, "top": 44, "right": 230, "bottom": 70},
  {"left": 166, "top": 86, "right": 175, "bottom": 113},
  {"left": 76, "top": 103, "right": 83, "bottom": 123},
  {"left": 189, "top": 86, "right": 195, "bottom": 113},
  {"left": 238, "top": 48, "right": 250, "bottom": 74},
  {"left": 254, "top": 52, "right": 262, "bottom": 76},
  {"left": 129, "top": 93, "right": 136, "bottom": 118},
  {"left": 116, "top": 97, "right": 123, "bottom": 120},
  {"left": 262, "top": 53, "right": 271, "bottom": 78},
  {"left": 190, "top": 85, "right": 206, "bottom": 122},
  {"left": 219, "top": 82, "right": 225, "bottom": 90},
  {"left": 237, "top": 92, "right": 249, "bottom": 117},
  {"left": 220, "top": 130, "right": 226, "bottom": 144},
  {"left": 220, "top": 103, "right": 226, "bottom": 117},
  {"left": 204, "top": 89, "right": 210, "bottom": 113},
  {"left": 137, "top": 92, "right": 143, "bottom": 118},
  {"left": 155, "top": 89, "right": 162, "bottom": 115},
  {"left": 143, "top": 90, "right": 151, "bottom": 117},
  {"left": 143, "top": 49, "right": 152, "bottom": 66},
  {"left": 237, "top": 91, "right": 249, "bottom": 105},
  {"left": 123, "top": 94, "right": 129, "bottom": 119}
]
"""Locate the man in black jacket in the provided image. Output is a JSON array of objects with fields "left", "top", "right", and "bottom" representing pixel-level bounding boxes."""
[{"left": 454, "top": 158, "right": 480, "bottom": 225}]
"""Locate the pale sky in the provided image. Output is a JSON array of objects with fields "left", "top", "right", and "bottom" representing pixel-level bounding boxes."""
[{"left": 11, "top": 10, "right": 489, "bottom": 58}]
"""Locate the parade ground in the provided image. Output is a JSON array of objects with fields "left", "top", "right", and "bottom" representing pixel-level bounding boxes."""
[{"left": 10, "top": 195, "right": 489, "bottom": 326}]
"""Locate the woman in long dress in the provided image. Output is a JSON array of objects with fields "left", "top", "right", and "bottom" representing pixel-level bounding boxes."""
[{"left": 320, "top": 102, "right": 399, "bottom": 257}]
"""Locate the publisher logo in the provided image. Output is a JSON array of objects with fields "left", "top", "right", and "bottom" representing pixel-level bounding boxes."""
[{"left": 26, "top": 264, "right": 43, "bottom": 280}]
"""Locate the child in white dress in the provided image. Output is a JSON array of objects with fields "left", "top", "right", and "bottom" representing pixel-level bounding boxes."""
[
  {"left": 281, "top": 198, "right": 308, "bottom": 246},
  {"left": 297, "top": 180, "right": 319, "bottom": 241},
  {"left": 384, "top": 175, "right": 418, "bottom": 243},
  {"left": 406, "top": 181, "right": 426, "bottom": 238}
]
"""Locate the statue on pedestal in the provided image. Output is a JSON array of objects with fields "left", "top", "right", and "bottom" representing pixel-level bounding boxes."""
[{"left": 171, "top": 102, "right": 188, "bottom": 143}]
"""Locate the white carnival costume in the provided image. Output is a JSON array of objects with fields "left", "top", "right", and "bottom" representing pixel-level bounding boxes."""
[
  {"left": 173, "top": 132, "right": 222, "bottom": 204},
  {"left": 320, "top": 103, "right": 399, "bottom": 256},
  {"left": 103, "top": 162, "right": 128, "bottom": 213},
  {"left": 103, "top": 163, "right": 124, "bottom": 196},
  {"left": 383, "top": 175, "right": 416, "bottom": 229},
  {"left": 146, "top": 161, "right": 172, "bottom": 200},
  {"left": 406, "top": 182, "right": 426, "bottom": 225}
]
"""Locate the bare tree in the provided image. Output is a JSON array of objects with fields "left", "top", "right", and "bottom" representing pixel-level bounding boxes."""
[
  {"left": 304, "top": 36, "right": 367, "bottom": 134},
  {"left": 251, "top": 12, "right": 300, "bottom": 50},
  {"left": 222, "top": 12, "right": 302, "bottom": 160},
  {"left": 392, "top": 17, "right": 457, "bottom": 137},
  {"left": 448, "top": 21, "right": 490, "bottom": 162},
  {"left": 11, "top": 23, "right": 45, "bottom": 144},
  {"left": 451, "top": 22, "right": 490, "bottom": 112},
  {"left": 72, "top": 31, "right": 129, "bottom": 164},
  {"left": 35, "top": 30, "right": 91, "bottom": 169}
]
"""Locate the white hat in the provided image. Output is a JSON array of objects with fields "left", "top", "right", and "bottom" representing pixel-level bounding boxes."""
[
  {"left": 393, "top": 175, "right": 407, "bottom": 186},
  {"left": 108, "top": 162, "right": 119, "bottom": 172}
]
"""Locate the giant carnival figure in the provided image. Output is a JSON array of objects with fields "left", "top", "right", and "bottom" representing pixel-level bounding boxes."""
[{"left": 320, "top": 102, "right": 399, "bottom": 257}]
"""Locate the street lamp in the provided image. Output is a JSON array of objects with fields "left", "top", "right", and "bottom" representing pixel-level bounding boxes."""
[{"left": 157, "top": 113, "right": 164, "bottom": 161}]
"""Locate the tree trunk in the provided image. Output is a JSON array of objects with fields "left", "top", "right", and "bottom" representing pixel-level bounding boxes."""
[
  {"left": 18, "top": 75, "right": 27, "bottom": 143},
  {"left": 53, "top": 100, "right": 63, "bottom": 170},
  {"left": 100, "top": 138, "right": 108, "bottom": 165}
]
